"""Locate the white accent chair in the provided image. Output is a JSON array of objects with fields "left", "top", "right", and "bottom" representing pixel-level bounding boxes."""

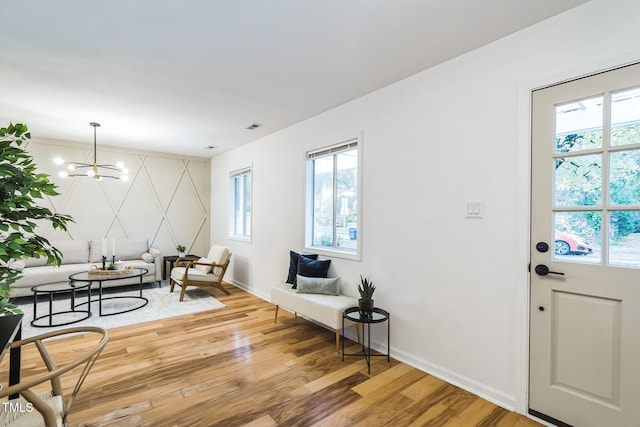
[{"left": 169, "top": 245, "right": 232, "bottom": 301}]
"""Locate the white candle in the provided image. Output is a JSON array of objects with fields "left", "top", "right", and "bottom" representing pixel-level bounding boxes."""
[
  {"left": 102, "top": 239, "right": 106, "bottom": 257},
  {"left": 112, "top": 238, "right": 116, "bottom": 256}
]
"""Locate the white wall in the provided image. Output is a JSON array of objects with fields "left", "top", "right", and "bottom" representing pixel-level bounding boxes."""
[
  {"left": 210, "top": 0, "right": 640, "bottom": 412},
  {"left": 26, "top": 137, "right": 211, "bottom": 258}
]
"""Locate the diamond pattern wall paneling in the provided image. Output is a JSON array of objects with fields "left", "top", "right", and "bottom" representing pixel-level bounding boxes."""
[{"left": 24, "top": 138, "right": 211, "bottom": 258}]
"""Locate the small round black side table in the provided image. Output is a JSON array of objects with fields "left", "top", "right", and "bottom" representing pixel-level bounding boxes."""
[
  {"left": 31, "top": 281, "right": 92, "bottom": 327},
  {"left": 342, "top": 306, "right": 390, "bottom": 373}
]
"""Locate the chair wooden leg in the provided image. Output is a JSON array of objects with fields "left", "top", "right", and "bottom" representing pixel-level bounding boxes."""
[
  {"left": 336, "top": 330, "right": 340, "bottom": 353},
  {"left": 274, "top": 305, "right": 279, "bottom": 323},
  {"left": 169, "top": 279, "right": 175, "bottom": 292},
  {"left": 179, "top": 285, "right": 187, "bottom": 302},
  {"left": 213, "top": 282, "right": 231, "bottom": 295}
]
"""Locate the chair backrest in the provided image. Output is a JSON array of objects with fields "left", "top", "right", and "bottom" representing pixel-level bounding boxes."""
[
  {"left": 206, "top": 245, "right": 231, "bottom": 277},
  {"left": 0, "top": 326, "right": 109, "bottom": 427}
]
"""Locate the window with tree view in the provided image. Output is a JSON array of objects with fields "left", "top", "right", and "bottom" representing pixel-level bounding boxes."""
[
  {"left": 554, "top": 86, "right": 640, "bottom": 267},
  {"left": 306, "top": 139, "right": 359, "bottom": 255}
]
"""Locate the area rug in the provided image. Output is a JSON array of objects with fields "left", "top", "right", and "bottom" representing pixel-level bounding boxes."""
[{"left": 15, "top": 284, "right": 226, "bottom": 339}]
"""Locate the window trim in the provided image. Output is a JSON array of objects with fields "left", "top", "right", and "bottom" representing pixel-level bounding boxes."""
[
  {"left": 304, "top": 135, "right": 362, "bottom": 261},
  {"left": 228, "top": 165, "right": 252, "bottom": 243}
]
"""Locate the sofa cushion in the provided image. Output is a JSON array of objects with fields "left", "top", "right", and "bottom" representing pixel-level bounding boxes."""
[
  {"left": 15, "top": 264, "right": 90, "bottom": 288},
  {"left": 296, "top": 275, "right": 340, "bottom": 296},
  {"left": 54, "top": 240, "right": 90, "bottom": 264},
  {"left": 171, "top": 266, "right": 221, "bottom": 283},
  {"left": 22, "top": 256, "right": 49, "bottom": 268},
  {"left": 89, "top": 239, "right": 149, "bottom": 262},
  {"left": 286, "top": 251, "right": 318, "bottom": 286},
  {"left": 8, "top": 259, "right": 25, "bottom": 271}
]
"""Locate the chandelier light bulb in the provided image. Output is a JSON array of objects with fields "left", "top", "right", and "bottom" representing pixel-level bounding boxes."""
[
  {"left": 68, "top": 164, "right": 76, "bottom": 171},
  {"left": 86, "top": 169, "right": 95, "bottom": 177},
  {"left": 116, "top": 161, "right": 125, "bottom": 169},
  {"left": 59, "top": 171, "right": 68, "bottom": 178},
  {"left": 54, "top": 157, "right": 64, "bottom": 165},
  {"left": 121, "top": 175, "right": 129, "bottom": 182}
]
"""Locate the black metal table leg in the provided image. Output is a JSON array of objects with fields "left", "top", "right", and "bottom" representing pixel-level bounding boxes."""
[{"left": 9, "top": 323, "right": 21, "bottom": 400}]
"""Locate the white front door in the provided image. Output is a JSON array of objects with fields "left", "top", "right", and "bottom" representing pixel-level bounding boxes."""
[{"left": 530, "top": 63, "right": 640, "bottom": 427}]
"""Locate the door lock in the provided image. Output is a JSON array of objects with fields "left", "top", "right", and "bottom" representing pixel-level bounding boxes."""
[
  {"left": 536, "top": 242, "right": 549, "bottom": 253},
  {"left": 534, "top": 264, "right": 565, "bottom": 276}
]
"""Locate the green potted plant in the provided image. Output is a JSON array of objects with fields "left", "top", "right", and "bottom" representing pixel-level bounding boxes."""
[
  {"left": 176, "top": 244, "right": 186, "bottom": 257},
  {"left": 0, "top": 123, "right": 73, "bottom": 316},
  {"left": 357, "top": 275, "right": 376, "bottom": 315}
]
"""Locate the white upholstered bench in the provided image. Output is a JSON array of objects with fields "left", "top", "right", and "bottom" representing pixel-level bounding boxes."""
[{"left": 271, "top": 282, "right": 361, "bottom": 353}]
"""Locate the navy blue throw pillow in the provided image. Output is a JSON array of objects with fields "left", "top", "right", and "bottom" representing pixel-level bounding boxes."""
[
  {"left": 297, "top": 257, "right": 331, "bottom": 283},
  {"left": 286, "top": 251, "right": 319, "bottom": 287}
]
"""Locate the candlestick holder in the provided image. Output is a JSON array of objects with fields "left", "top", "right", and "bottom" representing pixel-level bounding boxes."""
[
  {"left": 112, "top": 255, "right": 116, "bottom": 265},
  {"left": 102, "top": 256, "right": 107, "bottom": 270}
]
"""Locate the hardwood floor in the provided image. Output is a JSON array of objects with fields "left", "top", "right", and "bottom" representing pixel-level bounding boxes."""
[{"left": 1, "top": 283, "right": 541, "bottom": 426}]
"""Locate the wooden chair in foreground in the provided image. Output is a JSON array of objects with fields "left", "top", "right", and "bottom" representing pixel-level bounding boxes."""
[
  {"left": 170, "top": 245, "right": 232, "bottom": 301},
  {"left": 0, "top": 326, "right": 109, "bottom": 427}
]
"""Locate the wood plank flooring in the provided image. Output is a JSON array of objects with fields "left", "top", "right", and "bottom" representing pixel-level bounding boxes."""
[{"left": 1, "top": 283, "right": 541, "bottom": 426}]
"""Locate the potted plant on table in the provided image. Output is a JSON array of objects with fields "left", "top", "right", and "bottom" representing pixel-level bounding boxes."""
[
  {"left": 0, "top": 123, "right": 73, "bottom": 316},
  {"left": 176, "top": 245, "right": 186, "bottom": 257},
  {"left": 357, "top": 275, "right": 376, "bottom": 315}
]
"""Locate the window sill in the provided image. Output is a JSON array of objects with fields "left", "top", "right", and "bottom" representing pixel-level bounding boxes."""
[
  {"left": 229, "top": 235, "right": 252, "bottom": 243},
  {"left": 304, "top": 246, "right": 360, "bottom": 261}
]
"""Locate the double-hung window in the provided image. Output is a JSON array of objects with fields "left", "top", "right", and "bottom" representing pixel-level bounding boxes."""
[
  {"left": 229, "top": 166, "right": 252, "bottom": 241},
  {"left": 305, "top": 137, "right": 360, "bottom": 258}
]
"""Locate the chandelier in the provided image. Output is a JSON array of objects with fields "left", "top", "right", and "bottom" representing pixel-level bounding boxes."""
[{"left": 54, "top": 122, "right": 129, "bottom": 181}]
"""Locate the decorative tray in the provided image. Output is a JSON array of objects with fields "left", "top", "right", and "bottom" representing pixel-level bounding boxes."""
[{"left": 88, "top": 267, "right": 133, "bottom": 276}]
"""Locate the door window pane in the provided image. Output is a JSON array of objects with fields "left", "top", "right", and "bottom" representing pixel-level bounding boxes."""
[
  {"left": 610, "top": 149, "right": 640, "bottom": 205},
  {"left": 554, "top": 154, "right": 602, "bottom": 207},
  {"left": 555, "top": 96, "right": 603, "bottom": 153},
  {"left": 611, "top": 87, "right": 640, "bottom": 147},
  {"left": 609, "top": 211, "right": 640, "bottom": 267},
  {"left": 554, "top": 211, "right": 600, "bottom": 264}
]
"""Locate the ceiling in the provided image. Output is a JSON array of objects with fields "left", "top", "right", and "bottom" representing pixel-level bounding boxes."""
[{"left": 0, "top": 0, "right": 588, "bottom": 158}]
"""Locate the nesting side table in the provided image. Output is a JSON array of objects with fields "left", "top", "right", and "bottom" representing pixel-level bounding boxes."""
[
  {"left": 342, "top": 306, "right": 390, "bottom": 373},
  {"left": 31, "top": 281, "right": 92, "bottom": 327}
]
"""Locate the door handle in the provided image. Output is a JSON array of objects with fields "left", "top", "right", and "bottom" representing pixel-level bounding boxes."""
[{"left": 534, "top": 264, "right": 565, "bottom": 276}]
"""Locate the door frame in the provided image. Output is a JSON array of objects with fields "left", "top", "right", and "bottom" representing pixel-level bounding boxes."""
[{"left": 514, "top": 53, "right": 640, "bottom": 417}]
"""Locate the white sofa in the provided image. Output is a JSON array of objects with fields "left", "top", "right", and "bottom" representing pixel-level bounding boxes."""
[
  {"left": 9, "top": 239, "right": 162, "bottom": 298},
  {"left": 271, "top": 282, "right": 360, "bottom": 353}
]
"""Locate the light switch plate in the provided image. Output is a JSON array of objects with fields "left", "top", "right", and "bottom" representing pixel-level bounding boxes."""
[{"left": 465, "top": 201, "right": 483, "bottom": 218}]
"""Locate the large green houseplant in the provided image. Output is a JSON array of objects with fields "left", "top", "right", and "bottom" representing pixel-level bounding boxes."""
[{"left": 0, "top": 123, "right": 72, "bottom": 315}]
